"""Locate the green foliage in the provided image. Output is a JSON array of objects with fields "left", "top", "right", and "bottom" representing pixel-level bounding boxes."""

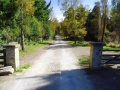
[
  {"left": 0, "top": 34, "right": 4, "bottom": 49},
  {"left": 110, "top": 0, "right": 120, "bottom": 43},
  {"left": 34, "top": 0, "right": 52, "bottom": 41},
  {"left": 0, "top": 0, "right": 52, "bottom": 51},
  {"left": 0, "top": 0, "right": 19, "bottom": 29},
  {"left": 17, "top": 0, "right": 35, "bottom": 16},
  {"left": 103, "top": 43, "right": 120, "bottom": 50},
  {"left": 34, "top": 0, "right": 51, "bottom": 22},
  {"left": 60, "top": 5, "right": 88, "bottom": 43},
  {"left": 67, "top": 41, "right": 89, "bottom": 47},
  {"left": 58, "top": 0, "right": 87, "bottom": 43},
  {"left": 85, "top": 3, "right": 100, "bottom": 41},
  {"left": 50, "top": 18, "right": 60, "bottom": 39},
  {"left": 1, "top": 27, "right": 20, "bottom": 43},
  {"left": 29, "top": 16, "right": 42, "bottom": 42}
]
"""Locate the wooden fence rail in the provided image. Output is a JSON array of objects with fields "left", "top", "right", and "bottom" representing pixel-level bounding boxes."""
[
  {"left": 0, "top": 49, "right": 6, "bottom": 66},
  {"left": 102, "top": 50, "right": 120, "bottom": 64}
]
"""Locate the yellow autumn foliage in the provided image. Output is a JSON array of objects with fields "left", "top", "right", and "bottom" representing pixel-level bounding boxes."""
[{"left": 17, "top": 0, "right": 35, "bottom": 15}]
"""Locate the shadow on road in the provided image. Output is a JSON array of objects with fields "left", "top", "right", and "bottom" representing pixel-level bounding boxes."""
[
  {"left": 17, "top": 68, "right": 120, "bottom": 90},
  {"left": 46, "top": 44, "right": 71, "bottom": 50},
  {"left": 45, "top": 40, "right": 72, "bottom": 50},
  {"left": 85, "top": 68, "right": 120, "bottom": 90}
]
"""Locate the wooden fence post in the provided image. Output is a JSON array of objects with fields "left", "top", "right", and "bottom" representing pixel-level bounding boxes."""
[{"left": 3, "top": 49, "right": 6, "bottom": 66}]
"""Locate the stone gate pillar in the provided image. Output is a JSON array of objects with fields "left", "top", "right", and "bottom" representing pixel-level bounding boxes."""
[
  {"left": 3, "top": 44, "right": 20, "bottom": 70},
  {"left": 90, "top": 42, "right": 105, "bottom": 69}
]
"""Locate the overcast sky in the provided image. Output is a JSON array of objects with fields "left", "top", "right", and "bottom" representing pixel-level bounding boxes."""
[{"left": 45, "top": 0, "right": 111, "bottom": 22}]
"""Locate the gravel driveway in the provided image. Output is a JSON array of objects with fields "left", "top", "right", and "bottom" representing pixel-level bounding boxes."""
[
  {"left": 8, "top": 39, "right": 93, "bottom": 90},
  {"left": 1, "top": 39, "right": 120, "bottom": 90}
]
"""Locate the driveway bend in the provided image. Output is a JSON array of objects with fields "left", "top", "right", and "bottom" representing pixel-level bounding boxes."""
[{"left": 12, "top": 40, "right": 93, "bottom": 90}]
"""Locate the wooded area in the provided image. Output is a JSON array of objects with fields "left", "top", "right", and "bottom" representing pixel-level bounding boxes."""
[
  {"left": 0, "top": 0, "right": 120, "bottom": 50},
  {"left": 0, "top": 0, "right": 54, "bottom": 50},
  {"left": 58, "top": 0, "right": 120, "bottom": 44}
]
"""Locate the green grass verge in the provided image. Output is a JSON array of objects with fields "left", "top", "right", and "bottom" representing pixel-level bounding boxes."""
[
  {"left": 0, "top": 78, "right": 4, "bottom": 84},
  {"left": 20, "top": 41, "right": 49, "bottom": 58},
  {"left": 103, "top": 43, "right": 120, "bottom": 50},
  {"left": 79, "top": 56, "right": 89, "bottom": 64},
  {"left": 16, "top": 64, "right": 30, "bottom": 72},
  {"left": 103, "top": 46, "right": 120, "bottom": 51},
  {"left": 67, "top": 41, "right": 89, "bottom": 47}
]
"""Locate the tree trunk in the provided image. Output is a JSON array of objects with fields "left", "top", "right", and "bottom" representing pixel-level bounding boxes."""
[
  {"left": 101, "top": 18, "right": 106, "bottom": 42},
  {"left": 74, "top": 36, "right": 76, "bottom": 44},
  {"left": 21, "top": 29, "right": 25, "bottom": 51},
  {"left": 74, "top": 40, "right": 76, "bottom": 44},
  {"left": 20, "top": 4, "right": 25, "bottom": 51}
]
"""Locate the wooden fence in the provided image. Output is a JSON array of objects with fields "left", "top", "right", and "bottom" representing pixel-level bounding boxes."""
[
  {"left": 102, "top": 50, "right": 120, "bottom": 64},
  {"left": 0, "top": 49, "right": 6, "bottom": 66}
]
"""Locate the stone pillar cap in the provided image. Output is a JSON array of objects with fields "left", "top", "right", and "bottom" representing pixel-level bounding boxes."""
[
  {"left": 90, "top": 42, "right": 105, "bottom": 46},
  {"left": 3, "top": 44, "right": 20, "bottom": 48}
]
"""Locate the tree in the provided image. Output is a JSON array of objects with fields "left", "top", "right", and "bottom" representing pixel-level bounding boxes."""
[
  {"left": 0, "top": 0, "right": 53, "bottom": 50},
  {"left": 34, "top": 0, "right": 51, "bottom": 22},
  {"left": 34, "top": 0, "right": 52, "bottom": 41},
  {"left": 29, "top": 16, "right": 42, "bottom": 43},
  {"left": 58, "top": 0, "right": 87, "bottom": 43},
  {"left": 100, "top": 0, "right": 108, "bottom": 42},
  {"left": 0, "top": 0, "right": 19, "bottom": 43},
  {"left": 50, "top": 18, "right": 60, "bottom": 38},
  {"left": 85, "top": 2, "right": 101, "bottom": 41},
  {"left": 17, "top": 0, "right": 35, "bottom": 50},
  {"left": 110, "top": 0, "right": 120, "bottom": 43},
  {"left": 0, "top": 0, "right": 18, "bottom": 29},
  {"left": 60, "top": 19, "right": 69, "bottom": 38},
  {"left": 60, "top": 5, "right": 87, "bottom": 43},
  {"left": 74, "top": 5, "right": 87, "bottom": 42}
]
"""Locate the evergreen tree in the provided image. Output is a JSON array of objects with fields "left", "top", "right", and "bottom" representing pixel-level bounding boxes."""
[
  {"left": 17, "top": 0, "right": 35, "bottom": 50},
  {"left": 34, "top": 0, "right": 52, "bottom": 41},
  {"left": 0, "top": 0, "right": 18, "bottom": 29},
  {"left": 85, "top": 2, "right": 100, "bottom": 41}
]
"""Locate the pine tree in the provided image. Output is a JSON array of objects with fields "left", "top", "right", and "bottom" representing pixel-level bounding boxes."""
[{"left": 85, "top": 2, "right": 100, "bottom": 41}]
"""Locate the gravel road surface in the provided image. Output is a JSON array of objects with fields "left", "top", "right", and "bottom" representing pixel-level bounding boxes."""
[{"left": 11, "top": 39, "right": 93, "bottom": 90}]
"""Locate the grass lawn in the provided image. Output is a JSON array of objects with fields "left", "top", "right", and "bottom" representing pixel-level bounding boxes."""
[
  {"left": 19, "top": 41, "right": 49, "bottom": 58},
  {"left": 0, "top": 78, "right": 4, "bottom": 84},
  {"left": 67, "top": 41, "right": 90, "bottom": 47},
  {"left": 79, "top": 56, "right": 89, "bottom": 64},
  {"left": 67, "top": 41, "right": 120, "bottom": 51},
  {"left": 16, "top": 64, "right": 31, "bottom": 72},
  {"left": 103, "top": 46, "right": 120, "bottom": 51}
]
